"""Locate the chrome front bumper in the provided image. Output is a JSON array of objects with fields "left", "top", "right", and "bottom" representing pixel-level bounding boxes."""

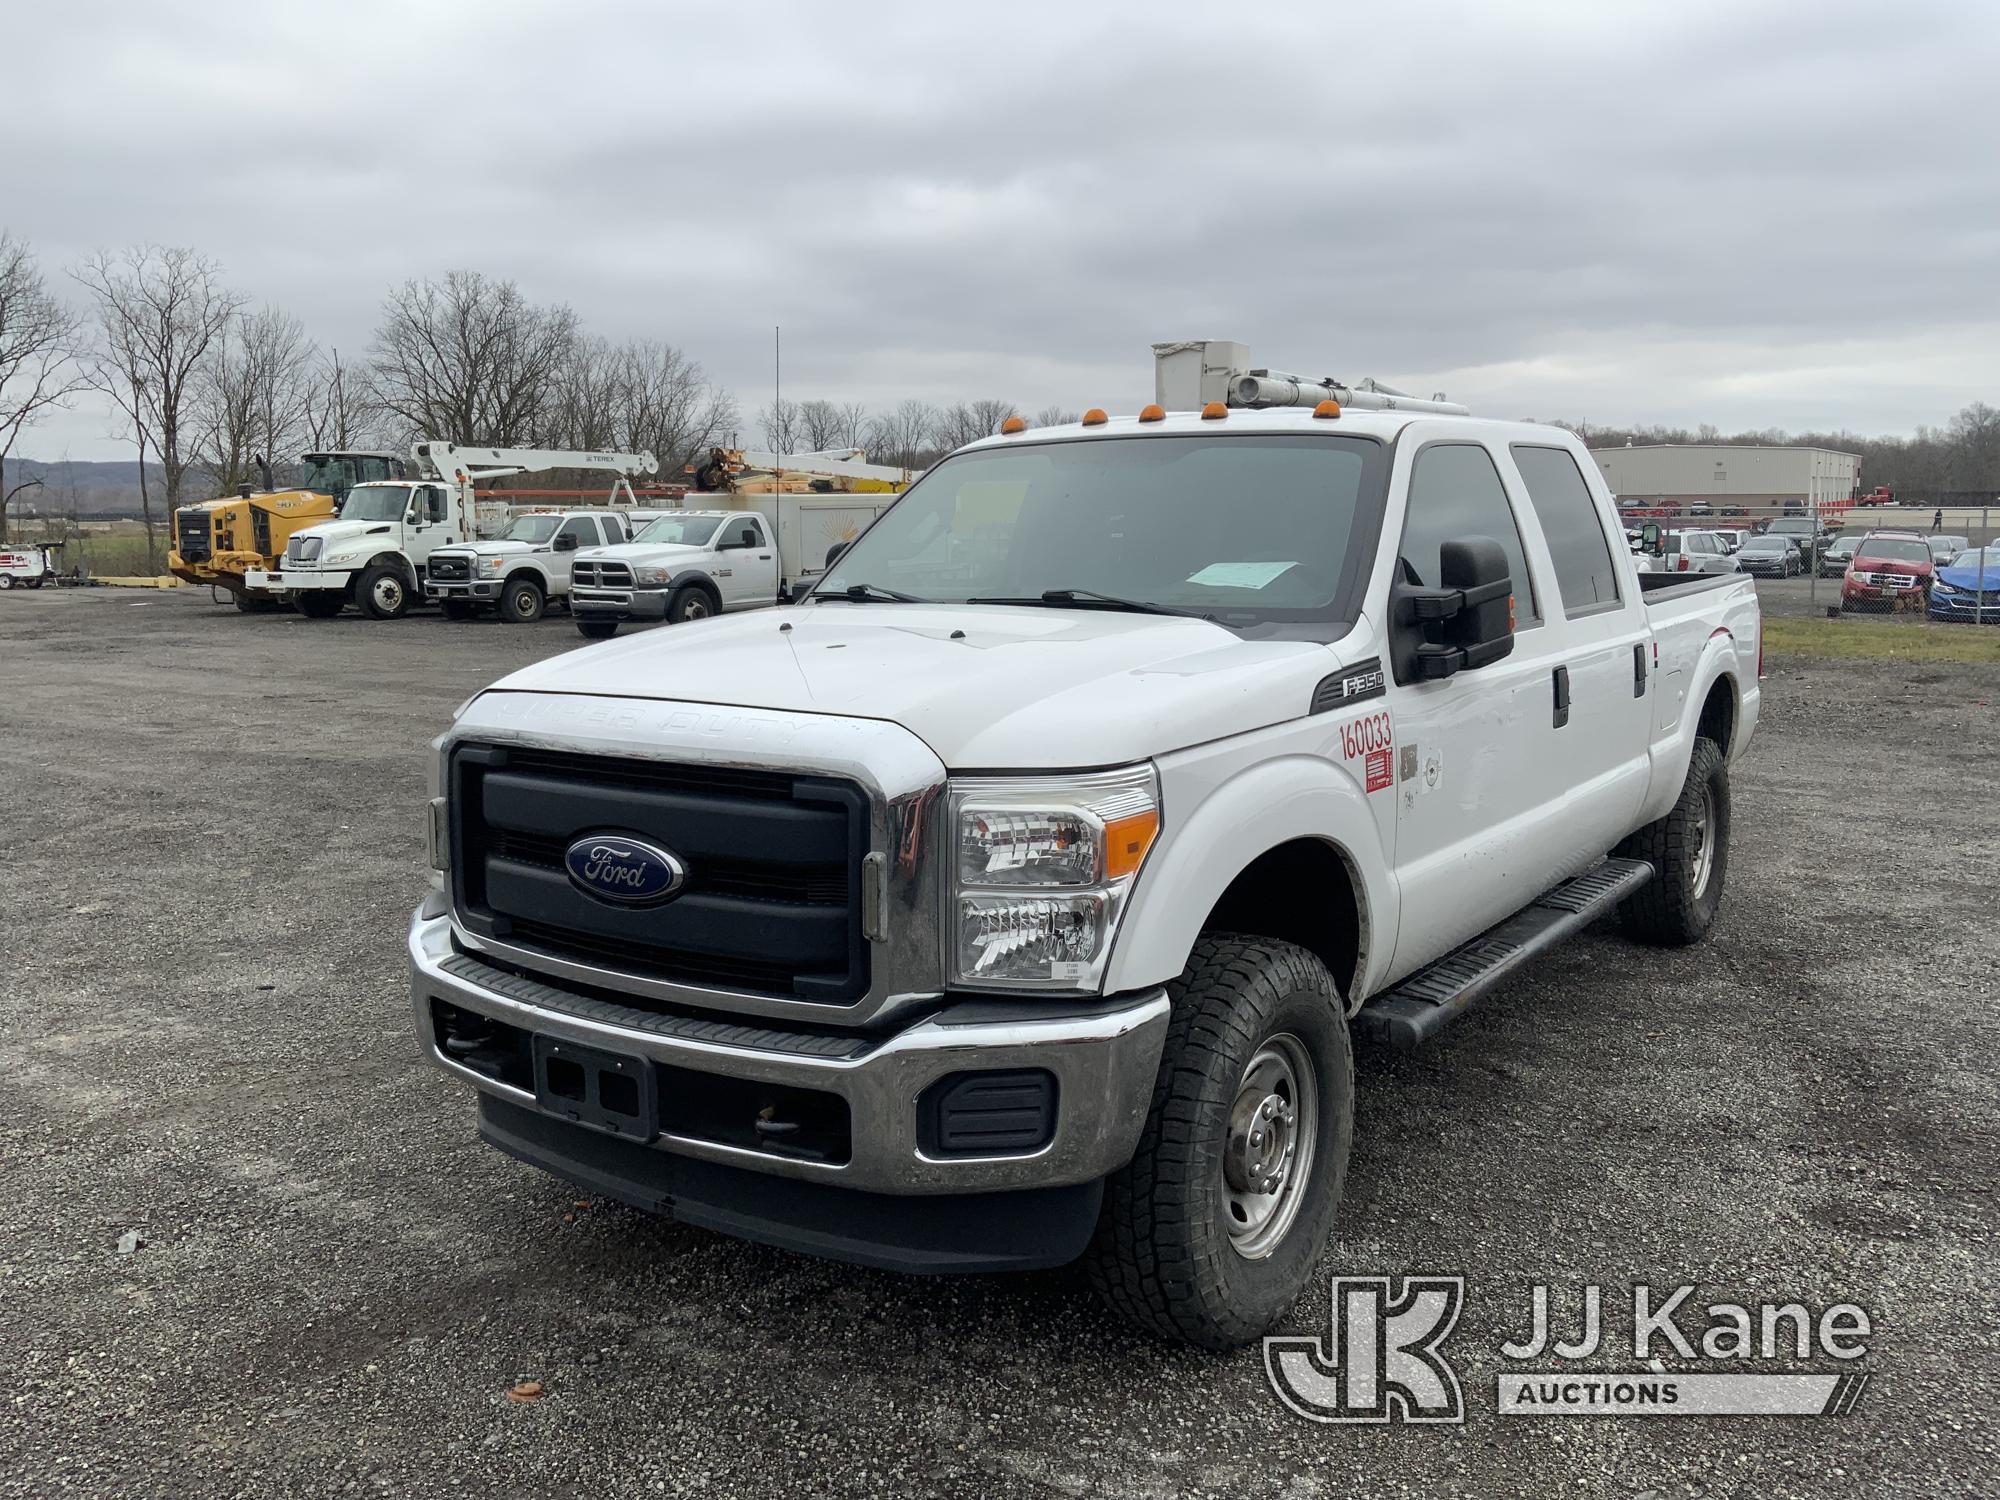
[{"left": 409, "top": 909, "right": 1169, "bottom": 1194}]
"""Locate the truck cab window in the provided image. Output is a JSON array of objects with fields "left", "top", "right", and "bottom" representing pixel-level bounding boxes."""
[
  {"left": 727, "top": 520, "right": 760, "bottom": 548},
  {"left": 559, "top": 516, "right": 598, "bottom": 547},
  {"left": 1400, "top": 443, "right": 1540, "bottom": 626},
  {"left": 1512, "top": 444, "right": 1622, "bottom": 613}
]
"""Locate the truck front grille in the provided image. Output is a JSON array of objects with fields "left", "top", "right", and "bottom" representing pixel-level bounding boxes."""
[
  {"left": 287, "top": 535, "right": 323, "bottom": 565},
  {"left": 450, "top": 745, "right": 870, "bottom": 1005},
  {"left": 429, "top": 555, "right": 471, "bottom": 582},
  {"left": 573, "top": 561, "right": 632, "bottom": 588},
  {"left": 175, "top": 508, "right": 211, "bottom": 563}
]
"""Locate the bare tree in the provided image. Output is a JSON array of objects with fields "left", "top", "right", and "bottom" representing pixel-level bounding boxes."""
[
  {"left": 936, "top": 398, "right": 1018, "bottom": 450},
  {"left": 607, "top": 340, "right": 736, "bottom": 480},
  {"left": 368, "top": 270, "right": 579, "bottom": 444},
  {"left": 758, "top": 396, "right": 802, "bottom": 457},
  {"left": 191, "top": 304, "right": 317, "bottom": 494},
  {"left": 835, "top": 401, "right": 871, "bottom": 451},
  {"left": 0, "top": 233, "right": 87, "bottom": 542},
  {"left": 795, "top": 398, "right": 853, "bottom": 453},
  {"left": 1032, "top": 404, "right": 1079, "bottom": 429},
  {"left": 866, "top": 399, "right": 939, "bottom": 470},
  {"left": 73, "top": 245, "right": 244, "bottom": 566},
  {"left": 545, "top": 335, "right": 622, "bottom": 451},
  {"left": 302, "top": 348, "right": 377, "bottom": 453}
]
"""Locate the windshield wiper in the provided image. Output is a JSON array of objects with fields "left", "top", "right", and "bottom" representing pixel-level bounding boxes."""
[
  {"left": 965, "top": 588, "right": 1212, "bottom": 620},
  {"left": 815, "top": 582, "right": 925, "bottom": 603}
]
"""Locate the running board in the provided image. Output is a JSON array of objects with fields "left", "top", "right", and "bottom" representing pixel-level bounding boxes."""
[{"left": 1355, "top": 858, "right": 1655, "bottom": 1051}]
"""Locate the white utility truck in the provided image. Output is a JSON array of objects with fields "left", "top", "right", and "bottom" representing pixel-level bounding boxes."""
[
  {"left": 411, "top": 340, "right": 1761, "bottom": 1348},
  {"left": 423, "top": 509, "right": 671, "bottom": 624},
  {"left": 0, "top": 540, "right": 62, "bottom": 589},
  {"left": 248, "top": 444, "right": 657, "bottom": 619}
]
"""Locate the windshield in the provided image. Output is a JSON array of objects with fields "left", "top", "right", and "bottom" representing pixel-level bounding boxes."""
[
  {"left": 338, "top": 484, "right": 410, "bottom": 523},
  {"left": 297, "top": 456, "right": 357, "bottom": 497},
  {"left": 505, "top": 516, "right": 562, "bottom": 543},
  {"left": 1859, "top": 539, "right": 1931, "bottom": 564},
  {"left": 1742, "top": 538, "right": 1786, "bottom": 553},
  {"left": 1949, "top": 547, "right": 2000, "bottom": 570},
  {"left": 812, "top": 434, "right": 1390, "bottom": 634},
  {"left": 1770, "top": 519, "right": 1813, "bottom": 534},
  {"left": 633, "top": 515, "right": 724, "bottom": 547}
]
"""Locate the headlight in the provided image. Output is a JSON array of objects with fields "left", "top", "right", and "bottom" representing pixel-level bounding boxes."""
[
  {"left": 949, "top": 766, "right": 1160, "bottom": 990},
  {"left": 1932, "top": 580, "right": 1958, "bottom": 595},
  {"left": 631, "top": 565, "right": 672, "bottom": 586},
  {"left": 483, "top": 557, "right": 505, "bottom": 571}
]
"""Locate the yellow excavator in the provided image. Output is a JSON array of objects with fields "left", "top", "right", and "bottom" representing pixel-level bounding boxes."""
[{"left": 169, "top": 451, "right": 409, "bottom": 610}]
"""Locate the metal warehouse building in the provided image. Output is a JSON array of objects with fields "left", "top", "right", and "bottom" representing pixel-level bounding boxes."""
[{"left": 1589, "top": 445, "right": 1861, "bottom": 510}]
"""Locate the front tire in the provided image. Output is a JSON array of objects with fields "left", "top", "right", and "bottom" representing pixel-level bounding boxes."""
[
  {"left": 575, "top": 620, "right": 619, "bottom": 640},
  {"left": 1616, "top": 735, "right": 1729, "bottom": 946},
  {"left": 357, "top": 564, "right": 411, "bottom": 620},
  {"left": 667, "top": 585, "right": 716, "bottom": 624},
  {"left": 498, "top": 576, "right": 545, "bottom": 623},
  {"left": 1087, "top": 936, "right": 1354, "bottom": 1350}
]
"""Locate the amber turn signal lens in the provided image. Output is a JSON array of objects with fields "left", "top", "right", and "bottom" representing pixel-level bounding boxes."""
[
  {"left": 1200, "top": 402, "right": 1227, "bottom": 420},
  {"left": 1313, "top": 399, "right": 1342, "bottom": 418},
  {"left": 1138, "top": 404, "right": 1165, "bottom": 422},
  {"left": 1081, "top": 408, "right": 1108, "bottom": 426},
  {"left": 1000, "top": 415, "right": 1027, "bottom": 434},
  {"left": 1103, "top": 809, "right": 1160, "bottom": 880}
]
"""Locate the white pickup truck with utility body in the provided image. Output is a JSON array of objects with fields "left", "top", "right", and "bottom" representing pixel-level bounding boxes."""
[
  {"left": 569, "top": 509, "right": 785, "bottom": 637},
  {"left": 424, "top": 509, "right": 666, "bottom": 624},
  {"left": 411, "top": 341, "right": 1761, "bottom": 1348}
]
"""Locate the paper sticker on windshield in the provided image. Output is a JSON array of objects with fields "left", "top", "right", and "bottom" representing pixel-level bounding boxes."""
[{"left": 1186, "top": 561, "right": 1298, "bottom": 589}]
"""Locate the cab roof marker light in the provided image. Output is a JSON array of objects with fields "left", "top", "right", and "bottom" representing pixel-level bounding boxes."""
[
  {"left": 1200, "top": 402, "right": 1227, "bottom": 420},
  {"left": 1138, "top": 404, "right": 1166, "bottom": 423},
  {"left": 1081, "top": 408, "right": 1108, "bottom": 427},
  {"left": 1000, "top": 415, "right": 1027, "bottom": 435},
  {"left": 1313, "top": 399, "right": 1342, "bottom": 419}
]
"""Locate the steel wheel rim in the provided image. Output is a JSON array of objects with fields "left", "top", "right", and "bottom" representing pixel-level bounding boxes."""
[
  {"left": 685, "top": 597, "right": 710, "bottom": 619},
  {"left": 373, "top": 576, "right": 403, "bottom": 611},
  {"left": 514, "top": 588, "right": 540, "bottom": 620},
  {"left": 1223, "top": 1033, "right": 1318, "bottom": 1260},
  {"left": 1689, "top": 782, "right": 1716, "bottom": 898}
]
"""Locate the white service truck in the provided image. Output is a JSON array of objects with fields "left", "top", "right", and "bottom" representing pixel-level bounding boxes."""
[
  {"left": 566, "top": 494, "right": 898, "bottom": 637},
  {"left": 248, "top": 444, "right": 657, "bottom": 619},
  {"left": 0, "top": 540, "right": 62, "bottom": 589},
  {"left": 411, "top": 340, "right": 1761, "bottom": 1348},
  {"left": 423, "top": 509, "right": 671, "bottom": 624}
]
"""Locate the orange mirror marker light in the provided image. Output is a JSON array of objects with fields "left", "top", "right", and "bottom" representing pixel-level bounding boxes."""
[
  {"left": 1000, "top": 415, "right": 1027, "bottom": 435},
  {"left": 1200, "top": 402, "right": 1228, "bottom": 420},
  {"left": 1138, "top": 404, "right": 1166, "bottom": 422},
  {"left": 1081, "top": 408, "right": 1108, "bottom": 426},
  {"left": 1313, "top": 399, "right": 1342, "bottom": 418}
]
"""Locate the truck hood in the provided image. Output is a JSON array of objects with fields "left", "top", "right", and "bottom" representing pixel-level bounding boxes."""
[
  {"left": 483, "top": 604, "right": 1344, "bottom": 767},
  {"left": 574, "top": 542, "right": 707, "bottom": 566},
  {"left": 438, "top": 539, "right": 539, "bottom": 559},
  {"left": 291, "top": 518, "right": 395, "bottom": 550}
]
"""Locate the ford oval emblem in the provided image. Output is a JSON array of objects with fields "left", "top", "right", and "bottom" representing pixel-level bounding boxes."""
[{"left": 564, "top": 834, "right": 686, "bottom": 906}]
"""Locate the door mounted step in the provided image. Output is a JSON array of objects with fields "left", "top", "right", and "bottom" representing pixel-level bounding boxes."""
[{"left": 1355, "top": 857, "right": 1654, "bottom": 1051}]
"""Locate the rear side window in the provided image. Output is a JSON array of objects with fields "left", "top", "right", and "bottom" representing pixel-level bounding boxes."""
[
  {"left": 1511, "top": 445, "right": 1621, "bottom": 613},
  {"left": 1401, "top": 443, "right": 1540, "bottom": 626}
]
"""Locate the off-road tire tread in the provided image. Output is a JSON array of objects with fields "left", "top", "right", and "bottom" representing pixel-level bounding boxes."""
[
  {"left": 1086, "top": 935, "right": 1353, "bottom": 1350},
  {"left": 1616, "top": 735, "right": 1727, "bottom": 946}
]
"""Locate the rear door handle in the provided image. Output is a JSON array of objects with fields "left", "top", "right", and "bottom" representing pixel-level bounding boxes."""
[{"left": 1552, "top": 665, "right": 1571, "bottom": 728}]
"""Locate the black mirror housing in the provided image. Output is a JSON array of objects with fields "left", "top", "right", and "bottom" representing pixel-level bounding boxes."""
[
  {"left": 553, "top": 532, "right": 580, "bottom": 552},
  {"left": 1388, "top": 535, "right": 1516, "bottom": 684}
]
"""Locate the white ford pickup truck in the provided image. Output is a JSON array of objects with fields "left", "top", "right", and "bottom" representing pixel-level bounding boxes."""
[{"left": 411, "top": 342, "right": 1760, "bottom": 1348}]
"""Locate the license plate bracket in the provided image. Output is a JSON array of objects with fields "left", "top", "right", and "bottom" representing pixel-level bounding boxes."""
[{"left": 531, "top": 1034, "right": 658, "bottom": 1143}]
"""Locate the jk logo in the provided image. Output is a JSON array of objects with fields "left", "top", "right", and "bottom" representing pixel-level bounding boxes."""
[{"left": 1265, "top": 1276, "right": 1466, "bottom": 1424}]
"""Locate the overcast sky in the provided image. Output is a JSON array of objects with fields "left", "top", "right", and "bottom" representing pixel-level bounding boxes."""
[{"left": 7, "top": 0, "right": 1998, "bottom": 461}]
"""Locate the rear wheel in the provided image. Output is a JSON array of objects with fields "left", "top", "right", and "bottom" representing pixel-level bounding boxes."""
[
  {"left": 294, "top": 590, "right": 344, "bottom": 619},
  {"left": 1616, "top": 735, "right": 1729, "bottom": 946},
  {"left": 0, "top": 575, "right": 15, "bottom": 591},
  {"left": 1087, "top": 935, "right": 1353, "bottom": 1350},
  {"left": 358, "top": 563, "right": 412, "bottom": 620},
  {"left": 667, "top": 585, "right": 716, "bottom": 624},
  {"left": 498, "top": 576, "right": 545, "bottom": 623},
  {"left": 575, "top": 620, "right": 619, "bottom": 640}
]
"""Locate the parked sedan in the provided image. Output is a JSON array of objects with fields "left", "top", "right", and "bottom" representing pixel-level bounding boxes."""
[
  {"left": 1927, "top": 534, "right": 1970, "bottom": 567},
  {"left": 1927, "top": 545, "right": 2000, "bottom": 624},
  {"left": 1737, "top": 535, "right": 1803, "bottom": 577},
  {"left": 1818, "top": 534, "right": 1864, "bottom": 577}
]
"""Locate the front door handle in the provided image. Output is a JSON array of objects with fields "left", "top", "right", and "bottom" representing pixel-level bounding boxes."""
[{"left": 1552, "top": 665, "right": 1571, "bottom": 729}]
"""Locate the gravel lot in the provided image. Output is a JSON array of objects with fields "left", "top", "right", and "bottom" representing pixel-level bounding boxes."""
[{"left": 2, "top": 588, "right": 1995, "bottom": 1499}]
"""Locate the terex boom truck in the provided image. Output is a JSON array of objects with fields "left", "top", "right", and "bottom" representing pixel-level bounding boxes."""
[
  {"left": 170, "top": 452, "right": 409, "bottom": 608},
  {"left": 411, "top": 338, "right": 1761, "bottom": 1347},
  {"left": 249, "top": 444, "right": 658, "bottom": 619}
]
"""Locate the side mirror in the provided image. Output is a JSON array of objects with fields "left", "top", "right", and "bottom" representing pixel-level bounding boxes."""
[
  {"left": 1388, "top": 536, "right": 1516, "bottom": 685},
  {"left": 553, "top": 532, "right": 580, "bottom": 552},
  {"left": 824, "top": 541, "right": 849, "bottom": 568},
  {"left": 1639, "top": 521, "right": 1663, "bottom": 555}
]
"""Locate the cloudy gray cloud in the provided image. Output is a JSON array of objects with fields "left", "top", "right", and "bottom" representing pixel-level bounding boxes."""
[{"left": 6, "top": 0, "right": 1998, "bottom": 460}]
